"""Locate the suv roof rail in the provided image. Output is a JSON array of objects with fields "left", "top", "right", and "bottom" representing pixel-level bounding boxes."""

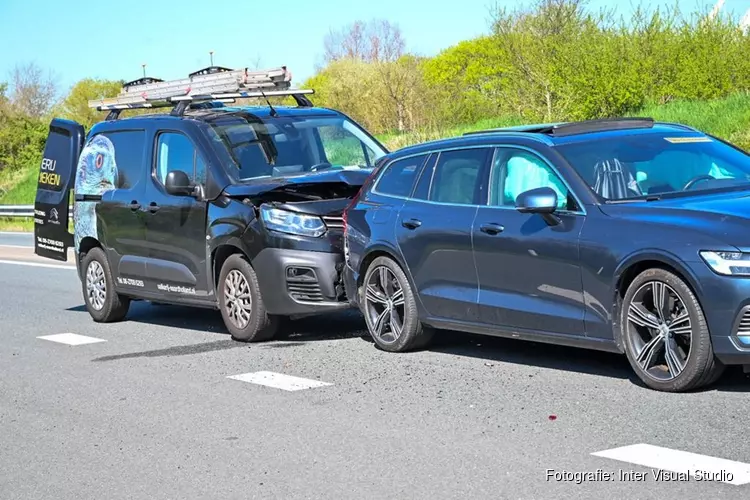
[
  {"left": 89, "top": 65, "right": 315, "bottom": 120},
  {"left": 464, "top": 117, "right": 655, "bottom": 138}
]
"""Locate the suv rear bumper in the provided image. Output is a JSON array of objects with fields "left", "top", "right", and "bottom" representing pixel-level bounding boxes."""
[{"left": 252, "top": 248, "right": 351, "bottom": 316}]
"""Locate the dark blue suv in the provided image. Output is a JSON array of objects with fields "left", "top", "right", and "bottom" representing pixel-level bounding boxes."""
[{"left": 342, "top": 118, "right": 750, "bottom": 392}]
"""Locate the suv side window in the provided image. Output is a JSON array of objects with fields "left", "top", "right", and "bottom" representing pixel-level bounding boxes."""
[
  {"left": 489, "top": 148, "right": 569, "bottom": 210},
  {"left": 79, "top": 130, "right": 146, "bottom": 191},
  {"left": 374, "top": 155, "right": 427, "bottom": 198},
  {"left": 155, "top": 132, "right": 206, "bottom": 185},
  {"left": 428, "top": 148, "right": 489, "bottom": 205}
]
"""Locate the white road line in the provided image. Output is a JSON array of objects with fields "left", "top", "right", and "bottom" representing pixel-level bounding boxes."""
[
  {"left": 37, "top": 333, "right": 107, "bottom": 346},
  {"left": 0, "top": 244, "right": 33, "bottom": 248},
  {"left": 592, "top": 443, "right": 750, "bottom": 485},
  {"left": 0, "top": 231, "right": 31, "bottom": 235},
  {"left": 0, "top": 259, "right": 75, "bottom": 270},
  {"left": 227, "top": 371, "right": 333, "bottom": 391}
]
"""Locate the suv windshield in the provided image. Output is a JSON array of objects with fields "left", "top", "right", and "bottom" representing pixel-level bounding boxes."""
[
  {"left": 555, "top": 132, "right": 750, "bottom": 201},
  {"left": 203, "top": 111, "right": 387, "bottom": 181}
]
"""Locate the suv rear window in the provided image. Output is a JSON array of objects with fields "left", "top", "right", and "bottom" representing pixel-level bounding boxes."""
[
  {"left": 374, "top": 155, "right": 428, "bottom": 198},
  {"left": 203, "top": 112, "right": 386, "bottom": 181}
]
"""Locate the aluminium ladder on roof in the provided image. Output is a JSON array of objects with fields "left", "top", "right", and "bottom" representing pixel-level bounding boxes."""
[{"left": 88, "top": 65, "right": 313, "bottom": 111}]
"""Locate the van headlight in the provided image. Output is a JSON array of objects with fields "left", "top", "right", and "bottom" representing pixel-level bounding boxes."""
[
  {"left": 260, "top": 206, "right": 326, "bottom": 238},
  {"left": 700, "top": 251, "right": 750, "bottom": 276}
]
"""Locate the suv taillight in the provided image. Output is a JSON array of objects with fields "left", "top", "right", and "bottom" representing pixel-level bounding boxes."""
[{"left": 343, "top": 163, "right": 382, "bottom": 236}]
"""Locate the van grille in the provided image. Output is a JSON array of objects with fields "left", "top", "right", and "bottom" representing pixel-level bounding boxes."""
[
  {"left": 323, "top": 215, "right": 344, "bottom": 230},
  {"left": 287, "top": 281, "right": 324, "bottom": 302}
]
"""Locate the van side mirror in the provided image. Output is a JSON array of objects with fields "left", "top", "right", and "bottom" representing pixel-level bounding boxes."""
[
  {"left": 165, "top": 170, "right": 194, "bottom": 196},
  {"left": 515, "top": 186, "right": 561, "bottom": 225}
]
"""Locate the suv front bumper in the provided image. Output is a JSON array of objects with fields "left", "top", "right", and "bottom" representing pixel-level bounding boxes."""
[{"left": 252, "top": 248, "right": 352, "bottom": 316}]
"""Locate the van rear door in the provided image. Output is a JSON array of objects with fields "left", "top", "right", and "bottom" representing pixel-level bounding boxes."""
[{"left": 33, "top": 118, "right": 84, "bottom": 262}]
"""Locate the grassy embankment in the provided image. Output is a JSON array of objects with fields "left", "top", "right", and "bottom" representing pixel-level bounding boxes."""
[{"left": 2, "top": 93, "right": 749, "bottom": 232}]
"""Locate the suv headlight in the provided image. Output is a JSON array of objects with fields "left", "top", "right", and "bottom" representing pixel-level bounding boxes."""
[
  {"left": 260, "top": 206, "right": 326, "bottom": 238},
  {"left": 700, "top": 251, "right": 750, "bottom": 276}
]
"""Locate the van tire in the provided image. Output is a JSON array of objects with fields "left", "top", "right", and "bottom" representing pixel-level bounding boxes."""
[
  {"left": 80, "top": 247, "right": 130, "bottom": 322},
  {"left": 218, "top": 253, "right": 279, "bottom": 342}
]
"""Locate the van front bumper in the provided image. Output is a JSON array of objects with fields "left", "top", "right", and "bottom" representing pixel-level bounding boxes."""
[{"left": 252, "top": 248, "right": 352, "bottom": 316}]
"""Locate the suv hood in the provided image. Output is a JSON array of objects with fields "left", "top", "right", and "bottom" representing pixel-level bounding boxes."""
[
  {"left": 222, "top": 169, "right": 371, "bottom": 198},
  {"left": 599, "top": 190, "right": 750, "bottom": 249}
]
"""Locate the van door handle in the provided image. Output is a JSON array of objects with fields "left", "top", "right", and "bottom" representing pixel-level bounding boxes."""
[
  {"left": 401, "top": 218, "right": 422, "bottom": 230},
  {"left": 129, "top": 201, "right": 141, "bottom": 211},
  {"left": 148, "top": 202, "right": 160, "bottom": 213},
  {"left": 479, "top": 223, "right": 504, "bottom": 235}
]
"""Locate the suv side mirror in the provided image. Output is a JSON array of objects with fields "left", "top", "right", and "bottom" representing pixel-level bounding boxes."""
[
  {"left": 165, "top": 170, "right": 194, "bottom": 196},
  {"left": 515, "top": 186, "right": 561, "bottom": 225}
]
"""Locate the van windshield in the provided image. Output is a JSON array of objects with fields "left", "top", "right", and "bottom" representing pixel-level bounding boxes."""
[
  {"left": 203, "top": 111, "right": 387, "bottom": 181},
  {"left": 554, "top": 132, "right": 750, "bottom": 201}
]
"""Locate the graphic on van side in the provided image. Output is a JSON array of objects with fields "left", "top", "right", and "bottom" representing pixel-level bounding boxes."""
[{"left": 73, "top": 135, "right": 119, "bottom": 249}]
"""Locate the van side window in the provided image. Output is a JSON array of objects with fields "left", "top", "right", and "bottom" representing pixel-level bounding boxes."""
[
  {"left": 80, "top": 130, "right": 146, "bottom": 190},
  {"left": 374, "top": 155, "right": 428, "bottom": 198},
  {"left": 156, "top": 132, "right": 206, "bottom": 185}
]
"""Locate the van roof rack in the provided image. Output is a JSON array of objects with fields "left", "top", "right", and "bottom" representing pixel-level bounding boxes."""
[
  {"left": 464, "top": 118, "right": 655, "bottom": 138},
  {"left": 88, "top": 65, "right": 314, "bottom": 120}
]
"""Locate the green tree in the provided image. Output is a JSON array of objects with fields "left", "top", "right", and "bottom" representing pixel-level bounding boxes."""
[
  {"left": 53, "top": 78, "right": 123, "bottom": 130},
  {"left": 422, "top": 36, "right": 510, "bottom": 125}
]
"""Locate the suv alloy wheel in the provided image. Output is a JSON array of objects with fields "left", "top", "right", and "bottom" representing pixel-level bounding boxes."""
[
  {"left": 620, "top": 267, "right": 725, "bottom": 392},
  {"left": 362, "top": 256, "right": 433, "bottom": 352}
]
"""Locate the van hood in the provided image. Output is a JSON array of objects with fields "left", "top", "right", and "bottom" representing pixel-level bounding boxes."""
[{"left": 222, "top": 169, "right": 371, "bottom": 198}]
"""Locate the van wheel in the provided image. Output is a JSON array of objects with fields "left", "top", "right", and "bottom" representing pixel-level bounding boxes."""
[
  {"left": 80, "top": 247, "right": 130, "bottom": 322},
  {"left": 218, "top": 254, "right": 279, "bottom": 342},
  {"left": 362, "top": 256, "right": 433, "bottom": 352},
  {"left": 620, "top": 267, "right": 725, "bottom": 392}
]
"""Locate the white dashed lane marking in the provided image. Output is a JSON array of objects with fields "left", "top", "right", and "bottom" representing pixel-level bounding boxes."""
[
  {"left": 227, "top": 371, "right": 333, "bottom": 391},
  {"left": 592, "top": 443, "right": 750, "bottom": 485},
  {"left": 0, "top": 259, "right": 75, "bottom": 270},
  {"left": 37, "top": 333, "right": 107, "bottom": 346}
]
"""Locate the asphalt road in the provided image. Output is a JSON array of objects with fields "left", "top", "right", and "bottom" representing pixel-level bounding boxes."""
[
  {"left": 2, "top": 232, "right": 750, "bottom": 499},
  {"left": 0, "top": 230, "right": 33, "bottom": 247}
]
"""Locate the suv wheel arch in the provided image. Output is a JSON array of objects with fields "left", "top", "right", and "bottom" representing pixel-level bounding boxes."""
[{"left": 613, "top": 255, "right": 704, "bottom": 351}]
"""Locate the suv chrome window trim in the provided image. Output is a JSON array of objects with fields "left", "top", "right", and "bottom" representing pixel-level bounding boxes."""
[
  {"left": 371, "top": 145, "right": 494, "bottom": 201},
  {"left": 371, "top": 143, "right": 586, "bottom": 215}
]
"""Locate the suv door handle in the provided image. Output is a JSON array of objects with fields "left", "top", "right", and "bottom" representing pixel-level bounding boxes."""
[
  {"left": 401, "top": 218, "right": 422, "bottom": 230},
  {"left": 479, "top": 223, "right": 504, "bottom": 235},
  {"left": 129, "top": 201, "right": 141, "bottom": 211},
  {"left": 148, "top": 202, "right": 160, "bottom": 213}
]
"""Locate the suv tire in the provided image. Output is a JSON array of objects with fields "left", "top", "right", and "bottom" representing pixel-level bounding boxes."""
[
  {"left": 620, "top": 267, "right": 725, "bottom": 392},
  {"left": 218, "top": 253, "right": 279, "bottom": 342},
  {"left": 362, "top": 256, "right": 433, "bottom": 352},
  {"left": 80, "top": 247, "right": 130, "bottom": 322}
]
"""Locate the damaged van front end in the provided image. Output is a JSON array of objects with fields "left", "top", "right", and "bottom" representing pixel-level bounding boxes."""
[{"left": 216, "top": 170, "right": 370, "bottom": 317}]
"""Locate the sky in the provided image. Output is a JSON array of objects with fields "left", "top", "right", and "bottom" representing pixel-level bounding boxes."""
[{"left": 1, "top": 0, "right": 750, "bottom": 97}]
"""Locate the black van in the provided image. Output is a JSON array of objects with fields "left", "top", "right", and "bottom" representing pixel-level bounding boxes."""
[{"left": 33, "top": 67, "right": 387, "bottom": 341}]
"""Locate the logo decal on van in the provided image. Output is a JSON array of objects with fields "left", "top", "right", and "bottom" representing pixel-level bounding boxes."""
[
  {"left": 73, "top": 135, "right": 119, "bottom": 250},
  {"left": 38, "top": 157, "right": 62, "bottom": 189}
]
